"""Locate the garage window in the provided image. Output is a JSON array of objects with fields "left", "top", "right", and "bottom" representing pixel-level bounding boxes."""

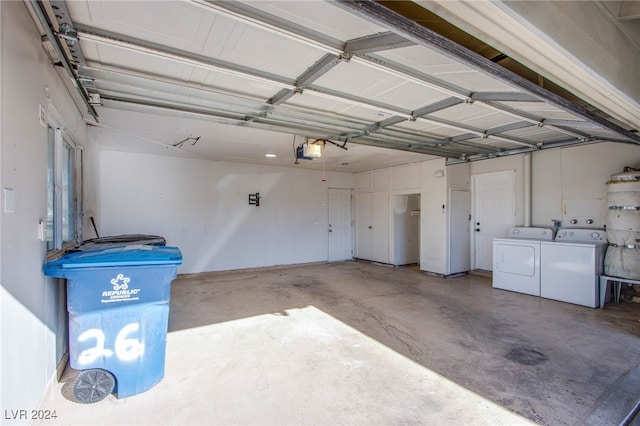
[{"left": 47, "top": 125, "right": 80, "bottom": 255}]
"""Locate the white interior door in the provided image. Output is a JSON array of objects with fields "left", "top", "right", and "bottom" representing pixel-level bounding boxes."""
[
  {"left": 355, "top": 192, "right": 373, "bottom": 260},
  {"left": 371, "top": 190, "right": 389, "bottom": 264},
  {"left": 328, "top": 188, "right": 352, "bottom": 262},
  {"left": 472, "top": 171, "right": 514, "bottom": 271},
  {"left": 449, "top": 189, "right": 471, "bottom": 275}
]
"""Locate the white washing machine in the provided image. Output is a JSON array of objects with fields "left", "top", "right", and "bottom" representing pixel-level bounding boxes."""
[
  {"left": 540, "top": 228, "right": 608, "bottom": 308},
  {"left": 492, "top": 227, "right": 555, "bottom": 296}
]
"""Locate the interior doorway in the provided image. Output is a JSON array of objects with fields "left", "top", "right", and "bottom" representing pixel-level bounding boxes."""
[{"left": 393, "top": 194, "right": 420, "bottom": 266}]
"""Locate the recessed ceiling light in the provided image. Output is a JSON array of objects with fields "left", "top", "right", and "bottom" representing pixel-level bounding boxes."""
[{"left": 265, "top": 153, "right": 277, "bottom": 158}]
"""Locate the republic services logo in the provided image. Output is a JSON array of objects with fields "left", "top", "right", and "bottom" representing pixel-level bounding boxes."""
[
  {"left": 110, "top": 274, "right": 130, "bottom": 290},
  {"left": 101, "top": 274, "right": 140, "bottom": 303}
]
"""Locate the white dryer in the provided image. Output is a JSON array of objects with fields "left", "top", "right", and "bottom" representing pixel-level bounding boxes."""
[
  {"left": 540, "top": 228, "right": 608, "bottom": 308},
  {"left": 492, "top": 227, "right": 555, "bottom": 296}
]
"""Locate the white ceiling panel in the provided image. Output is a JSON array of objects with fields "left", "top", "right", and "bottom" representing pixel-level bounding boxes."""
[
  {"left": 433, "top": 68, "right": 520, "bottom": 93},
  {"left": 200, "top": 71, "right": 283, "bottom": 100},
  {"left": 377, "top": 45, "right": 518, "bottom": 92},
  {"left": 285, "top": 95, "right": 404, "bottom": 126},
  {"left": 246, "top": 0, "right": 389, "bottom": 42},
  {"left": 82, "top": 43, "right": 189, "bottom": 80},
  {"left": 372, "top": 81, "right": 450, "bottom": 111},
  {"left": 393, "top": 120, "right": 463, "bottom": 139},
  {"left": 502, "top": 126, "right": 567, "bottom": 142},
  {"left": 72, "top": 1, "right": 215, "bottom": 50},
  {"left": 313, "top": 61, "right": 406, "bottom": 100},
  {"left": 501, "top": 102, "right": 585, "bottom": 121},
  {"left": 214, "top": 25, "right": 326, "bottom": 79}
]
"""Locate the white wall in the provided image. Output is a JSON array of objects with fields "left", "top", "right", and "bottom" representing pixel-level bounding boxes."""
[
  {"left": 420, "top": 158, "right": 448, "bottom": 274},
  {"left": 0, "top": 2, "right": 95, "bottom": 421},
  {"left": 97, "top": 151, "right": 353, "bottom": 274}
]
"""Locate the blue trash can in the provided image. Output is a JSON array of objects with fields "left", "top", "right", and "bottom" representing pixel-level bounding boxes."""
[{"left": 43, "top": 245, "right": 182, "bottom": 403}]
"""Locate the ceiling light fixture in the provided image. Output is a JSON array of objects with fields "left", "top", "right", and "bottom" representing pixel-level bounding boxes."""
[{"left": 265, "top": 153, "right": 277, "bottom": 158}]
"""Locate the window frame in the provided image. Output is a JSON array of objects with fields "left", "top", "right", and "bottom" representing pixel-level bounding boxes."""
[{"left": 46, "top": 120, "right": 82, "bottom": 261}]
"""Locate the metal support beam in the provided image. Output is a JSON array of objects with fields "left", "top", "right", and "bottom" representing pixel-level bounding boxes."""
[
  {"left": 412, "top": 97, "right": 465, "bottom": 118},
  {"left": 296, "top": 54, "right": 342, "bottom": 88},
  {"left": 344, "top": 32, "right": 415, "bottom": 54},
  {"left": 29, "top": 1, "right": 98, "bottom": 120},
  {"left": 471, "top": 92, "right": 541, "bottom": 102}
]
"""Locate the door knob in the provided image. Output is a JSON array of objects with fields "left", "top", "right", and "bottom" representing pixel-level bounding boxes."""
[
  {"left": 475, "top": 228, "right": 480, "bottom": 232},
  {"left": 368, "top": 226, "right": 373, "bottom": 229},
  {"left": 328, "top": 229, "right": 332, "bottom": 232}
]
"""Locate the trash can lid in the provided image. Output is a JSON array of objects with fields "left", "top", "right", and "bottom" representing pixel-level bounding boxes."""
[
  {"left": 68, "top": 234, "right": 166, "bottom": 252},
  {"left": 44, "top": 245, "right": 182, "bottom": 274}
]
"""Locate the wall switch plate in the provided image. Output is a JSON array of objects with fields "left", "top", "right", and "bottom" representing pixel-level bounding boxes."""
[
  {"left": 38, "top": 219, "right": 46, "bottom": 242},
  {"left": 3, "top": 188, "right": 14, "bottom": 212}
]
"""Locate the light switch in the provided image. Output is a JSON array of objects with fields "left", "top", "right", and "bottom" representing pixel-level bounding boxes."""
[
  {"left": 3, "top": 188, "right": 14, "bottom": 212},
  {"left": 38, "top": 220, "right": 46, "bottom": 242}
]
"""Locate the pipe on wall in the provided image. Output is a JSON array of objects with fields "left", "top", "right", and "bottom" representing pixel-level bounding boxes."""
[{"left": 524, "top": 152, "right": 532, "bottom": 226}]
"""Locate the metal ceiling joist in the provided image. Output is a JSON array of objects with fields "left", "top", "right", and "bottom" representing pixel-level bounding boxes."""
[
  {"left": 477, "top": 100, "right": 591, "bottom": 140},
  {"left": 471, "top": 92, "right": 541, "bottom": 102},
  {"left": 486, "top": 121, "right": 538, "bottom": 135},
  {"left": 541, "top": 119, "right": 604, "bottom": 129},
  {"left": 333, "top": 0, "right": 640, "bottom": 146},
  {"left": 411, "top": 97, "right": 466, "bottom": 117},
  {"left": 243, "top": 54, "right": 343, "bottom": 125},
  {"left": 415, "top": 115, "right": 537, "bottom": 147},
  {"left": 296, "top": 54, "right": 343, "bottom": 88},
  {"left": 350, "top": 135, "right": 464, "bottom": 157},
  {"left": 344, "top": 32, "right": 416, "bottom": 54}
]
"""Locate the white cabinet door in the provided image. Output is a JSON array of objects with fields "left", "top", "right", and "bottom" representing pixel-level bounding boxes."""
[{"left": 355, "top": 191, "right": 389, "bottom": 263}]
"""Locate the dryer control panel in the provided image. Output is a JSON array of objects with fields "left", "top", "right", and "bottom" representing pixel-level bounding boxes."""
[{"left": 555, "top": 228, "right": 606, "bottom": 242}]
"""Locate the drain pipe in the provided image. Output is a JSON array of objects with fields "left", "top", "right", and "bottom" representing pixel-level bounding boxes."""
[{"left": 524, "top": 153, "right": 532, "bottom": 226}]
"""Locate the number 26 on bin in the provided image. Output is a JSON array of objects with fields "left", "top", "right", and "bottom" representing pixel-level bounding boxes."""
[{"left": 77, "top": 323, "right": 145, "bottom": 364}]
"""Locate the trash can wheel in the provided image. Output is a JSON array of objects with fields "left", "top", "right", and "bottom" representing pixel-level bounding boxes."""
[{"left": 72, "top": 368, "right": 116, "bottom": 404}]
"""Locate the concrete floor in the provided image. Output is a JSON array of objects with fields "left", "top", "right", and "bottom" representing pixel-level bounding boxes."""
[{"left": 36, "top": 261, "right": 640, "bottom": 425}]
